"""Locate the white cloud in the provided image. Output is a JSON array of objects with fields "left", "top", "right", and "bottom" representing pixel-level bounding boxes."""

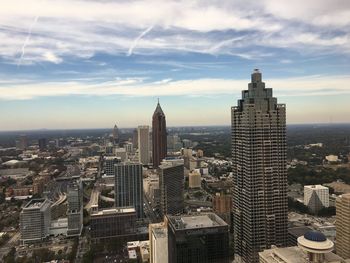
[
  {"left": 0, "top": 74, "right": 350, "bottom": 100},
  {"left": 43, "top": 51, "right": 62, "bottom": 64},
  {"left": 0, "top": 0, "right": 349, "bottom": 64}
]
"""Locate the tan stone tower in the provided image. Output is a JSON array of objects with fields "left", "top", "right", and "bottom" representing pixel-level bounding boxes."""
[
  {"left": 231, "top": 69, "right": 288, "bottom": 263},
  {"left": 336, "top": 193, "right": 350, "bottom": 259}
]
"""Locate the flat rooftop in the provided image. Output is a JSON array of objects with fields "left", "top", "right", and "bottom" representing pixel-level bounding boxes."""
[
  {"left": 153, "top": 227, "right": 167, "bottom": 238},
  {"left": 24, "top": 199, "right": 47, "bottom": 209},
  {"left": 259, "top": 246, "right": 345, "bottom": 263},
  {"left": 91, "top": 207, "right": 136, "bottom": 217},
  {"left": 304, "top": 185, "right": 328, "bottom": 190},
  {"left": 168, "top": 213, "right": 227, "bottom": 230}
]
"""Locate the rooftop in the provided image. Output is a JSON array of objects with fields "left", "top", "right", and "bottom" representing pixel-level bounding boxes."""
[
  {"left": 168, "top": 213, "right": 227, "bottom": 230},
  {"left": 304, "top": 185, "right": 328, "bottom": 190},
  {"left": 24, "top": 198, "right": 47, "bottom": 209},
  {"left": 91, "top": 207, "right": 136, "bottom": 216}
]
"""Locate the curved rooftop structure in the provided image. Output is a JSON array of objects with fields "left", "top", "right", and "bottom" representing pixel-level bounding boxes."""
[
  {"left": 298, "top": 230, "right": 334, "bottom": 262},
  {"left": 304, "top": 231, "right": 327, "bottom": 242}
]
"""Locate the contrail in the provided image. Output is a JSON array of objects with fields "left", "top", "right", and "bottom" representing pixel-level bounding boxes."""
[
  {"left": 17, "top": 16, "right": 39, "bottom": 67},
  {"left": 127, "top": 25, "right": 154, "bottom": 56}
]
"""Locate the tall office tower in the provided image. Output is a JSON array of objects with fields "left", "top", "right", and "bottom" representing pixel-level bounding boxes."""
[
  {"left": 304, "top": 185, "right": 329, "bottom": 213},
  {"left": 133, "top": 128, "right": 138, "bottom": 149},
  {"left": 20, "top": 199, "right": 51, "bottom": 244},
  {"left": 38, "top": 138, "right": 47, "bottom": 151},
  {"left": 159, "top": 159, "right": 184, "bottom": 216},
  {"left": 152, "top": 101, "right": 167, "bottom": 168},
  {"left": 231, "top": 69, "right": 288, "bottom": 263},
  {"left": 113, "top": 124, "right": 119, "bottom": 144},
  {"left": 138, "top": 125, "right": 150, "bottom": 165},
  {"left": 167, "top": 213, "right": 229, "bottom": 263},
  {"left": 114, "top": 162, "right": 144, "bottom": 218},
  {"left": 336, "top": 193, "right": 350, "bottom": 259},
  {"left": 67, "top": 180, "right": 83, "bottom": 236}
]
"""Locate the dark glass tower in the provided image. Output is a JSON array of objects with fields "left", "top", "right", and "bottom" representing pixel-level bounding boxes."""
[
  {"left": 231, "top": 69, "right": 288, "bottom": 263},
  {"left": 152, "top": 101, "right": 167, "bottom": 168}
]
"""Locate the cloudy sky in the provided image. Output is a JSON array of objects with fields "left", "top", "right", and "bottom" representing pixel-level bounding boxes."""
[{"left": 0, "top": 0, "right": 349, "bottom": 130}]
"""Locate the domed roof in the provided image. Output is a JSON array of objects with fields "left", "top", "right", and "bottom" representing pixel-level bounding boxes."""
[{"left": 304, "top": 231, "right": 327, "bottom": 242}]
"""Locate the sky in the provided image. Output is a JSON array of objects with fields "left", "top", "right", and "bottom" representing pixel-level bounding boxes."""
[{"left": 0, "top": 0, "right": 350, "bottom": 130}]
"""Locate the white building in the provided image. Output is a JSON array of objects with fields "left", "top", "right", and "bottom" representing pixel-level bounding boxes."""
[{"left": 304, "top": 185, "right": 329, "bottom": 213}]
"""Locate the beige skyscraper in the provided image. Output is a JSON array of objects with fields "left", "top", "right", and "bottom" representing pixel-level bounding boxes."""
[
  {"left": 232, "top": 69, "right": 288, "bottom": 263},
  {"left": 336, "top": 193, "right": 350, "bottom": 259},
  {"left": 138, "top": 125, "right": 150, "bottom": 165}
]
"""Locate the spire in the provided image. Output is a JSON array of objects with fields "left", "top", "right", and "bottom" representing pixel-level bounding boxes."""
[{"left": 154, "top": 99, "right": 164, "bottom": 115}]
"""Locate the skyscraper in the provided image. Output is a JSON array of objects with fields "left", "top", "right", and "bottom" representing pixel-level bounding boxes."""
[
  {"left": 67, "top": 180, "right": 83, "bottom": 236},
  {"left": 113, "top": 124, "right": 119, "bottom": 145},
  {"left": 335, "top": 193, "right": 350, "bottom": 259},
  {"left": 231, "top": 69, "right": 288, "bottom": 263},
  {"left": 159, "top": 159, "right": 184, "bottom": 216},
  {"left": 114, "top": 162, "right": 144, "bottom": 218},
  {"left": 138, "top": 125, "right": 150, "bottom": 165},
  {"left": 152, "top": 101, "right": 167, "bottom": 168}
]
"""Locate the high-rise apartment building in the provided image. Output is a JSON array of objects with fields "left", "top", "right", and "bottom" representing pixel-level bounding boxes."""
[
  {"left": 138, "top": 125, "right": 150, "bottom": 165},
  {"left": 336, "top": 193, "right": 350, "bottom": 259},
  {"left": 304, "top": 185, "right": 329, "bottom": 213},
  {"left": 20, "top": 199, "right": 51, "bottom": 244},
  {"left": 152, "top": 101, "right": 167, "bottom": 168},
  {"left": 232, "top": 69, "right": 288, "bottom": 263},
  {"left": 167, "top": 213, "right": 229, "bottom": 263},
  {"left": 114, "top": 162, "right": 144, "bottom": 218},
  {"left": 159, "top": 159, "right": 184, "bottom": 216},
  {"left": 67, "top": 180, "right": 83, "bottom": 236}
]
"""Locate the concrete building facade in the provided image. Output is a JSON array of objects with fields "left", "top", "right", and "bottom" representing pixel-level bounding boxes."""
[
  {"left": 336, "top": 193, "right": 350, "bottom": 259},
  {"left": 138, "top": 125, "right": 150, "bottom": 165},
  {"left": 149, "top": 222, "right": 168, "bottom": 263},
  {"left": 231, "top": 69, "right": 288, "bottom": 263},
  {"left": 20, "top": 199, "right": 51, "bottom": 244}
]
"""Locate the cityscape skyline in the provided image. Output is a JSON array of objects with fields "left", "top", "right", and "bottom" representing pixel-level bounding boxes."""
[{"left": 1, "top": 1, "right": 350, "bottom": 130}]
